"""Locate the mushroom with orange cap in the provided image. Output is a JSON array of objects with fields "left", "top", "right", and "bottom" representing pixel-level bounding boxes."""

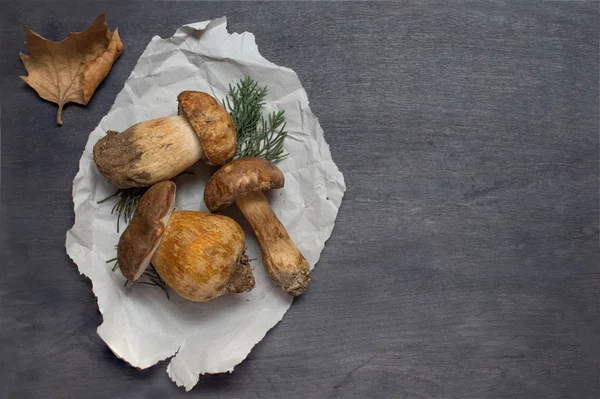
[{"left": 118, "top": 181, "right": 254, "bottom": 302}]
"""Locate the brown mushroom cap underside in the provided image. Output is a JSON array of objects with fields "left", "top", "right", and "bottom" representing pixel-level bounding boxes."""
[
  {"left": 151, "top": 211, "right": 249, "bottom": 302},
  {"left": 118, "top": 181, "right": 176, "bottom": 281},
  {"left": 178, "top": 91, "right": 236, "bottom": 166},
  {"left": 204, "top": 158, "right": 285, "bottom": 212}
]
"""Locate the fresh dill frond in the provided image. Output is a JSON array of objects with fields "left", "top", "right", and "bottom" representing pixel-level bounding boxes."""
[
  {"left": 139, "top": 265, "right": 170, "bottom": 299},
  {"left": 106, "top": 256, "right": 119, "bottom": 271},
  {"left": 224, "top": 77, "right": 288, "bottom": 163},
  {"left": 98, "top": 187, "right": 149, "bottom": 232},
  {"left": 106, "top": 257, "right": 169, "bottom": 299}
]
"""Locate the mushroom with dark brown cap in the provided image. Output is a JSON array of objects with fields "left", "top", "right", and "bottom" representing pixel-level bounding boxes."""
[
  {"left": 94, "top": 91, "right": 236, "bottom": 189},
  {"left": 204, "top": 158, "right": 310, "bottom": 296},
  {"left": 118, "top": 181, "right": 255, "bottom": 302},
  {"left": 118, "top": 181, "right": 176, "bottom": 281}
]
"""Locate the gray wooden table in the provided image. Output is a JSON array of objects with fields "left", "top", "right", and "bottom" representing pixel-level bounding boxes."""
[{"left": 1, "top": 1, "right": 599, "bottom": 398}]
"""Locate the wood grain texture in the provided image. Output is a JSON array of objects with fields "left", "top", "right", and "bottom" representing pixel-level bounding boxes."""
[{"left": 1, "top": 1, "right": 598, "bottom": 398}]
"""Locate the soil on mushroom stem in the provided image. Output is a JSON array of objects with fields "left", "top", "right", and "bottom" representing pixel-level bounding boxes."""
[{"left": 227, "top": 251, "right": 255, "bottom": 292}]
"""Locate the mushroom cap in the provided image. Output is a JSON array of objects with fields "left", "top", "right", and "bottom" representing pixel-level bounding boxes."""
[
  {"left": 204, "top": 158, "right": 285, "bottom": 212},
  {"left": 150, "top": 211, "right": 248, "bottom": 302},
  {"left": 117, "top": 181, "right": 176, "bottom": 281},
  {"left": 177, "top": 91, "right": 236, "bottom": 166}
]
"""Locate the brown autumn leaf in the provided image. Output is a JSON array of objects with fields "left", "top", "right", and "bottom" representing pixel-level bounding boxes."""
[{"left": 20, "top": 14, "right": 123, "bottom": 125}]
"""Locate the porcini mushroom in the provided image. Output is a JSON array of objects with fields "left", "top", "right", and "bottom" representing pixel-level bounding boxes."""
[
  {"left": 118, "top": 181, "right": 254, "bottom": 301},
  {"left": 204, "top": 158, "right": 310, "bottom": 296},
  {"left": 151, "top": 211, "right": 253, "bottom": 302},
  {"left": 94, "top": 91, "right": 236, "bottom": 189}
]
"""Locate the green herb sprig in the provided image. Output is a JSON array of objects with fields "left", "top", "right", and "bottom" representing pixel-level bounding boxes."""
[
  {"left": 98, "top": 187, "right": 149, "bottom": 233},
  {"left": 224, "top": 77, "right": 288, "bottom": 162},
  {"left": 106, "top": 256, "right": 169, "bottom": 299}
]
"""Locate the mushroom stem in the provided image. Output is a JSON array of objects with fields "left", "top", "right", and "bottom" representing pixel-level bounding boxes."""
[
  {"left": 235, "top": 191, "right": 310, "bottom": 296},
  {"left": 94, "top": 115, "right": 205, "bottom": 188},
  {"left": 226, "top": 251, "right": 255, "bottom": 293}
]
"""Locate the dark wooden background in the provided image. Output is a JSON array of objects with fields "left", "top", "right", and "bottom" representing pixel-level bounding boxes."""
[{"left": 1, "top": 1, "right": 598, "bottom": 398}]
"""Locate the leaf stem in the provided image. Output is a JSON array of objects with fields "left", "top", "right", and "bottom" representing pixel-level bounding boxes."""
[{"left": 57, "top": 103, "right": 64, "bottom": 125}]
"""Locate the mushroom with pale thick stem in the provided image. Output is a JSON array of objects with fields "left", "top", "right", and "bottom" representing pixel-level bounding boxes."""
[
  {"left": 203, "top": 158, "right": 310, "bottom": 296},
  {"left": 93, "top": 91, "right": 236, "bottom": 189},
  {"left": 118, "top": 181, "right": 254, "bottom": 301}
]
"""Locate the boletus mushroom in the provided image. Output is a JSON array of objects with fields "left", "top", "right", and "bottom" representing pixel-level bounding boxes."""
[
  {"left": 94, "top": 91, "right": 236, "bottom": 189},
  {"left": 204, "top": 158, "right": 310, "bottom": 296},
  {"left": 118, "top": 181, "right": 254, "bottom": 302}
]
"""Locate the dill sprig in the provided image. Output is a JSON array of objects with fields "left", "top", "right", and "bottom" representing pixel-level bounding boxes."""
[
  {"left": 106, "top": 256, "right": 119, "bottom": 271},
  {"left": 137, "top": 265, "right": 170, "bottom": 299},
  {"left": 224, "top": 77, "right": 288, "bottom": 163},
  {"left": 98, "top": 187, "right": 149, "bottom": 232},
  {"left": 106, "top": 256, "right": 169, "bottom": 299}
]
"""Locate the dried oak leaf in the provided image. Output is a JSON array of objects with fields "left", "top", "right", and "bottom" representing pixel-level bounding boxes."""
[{"left": 20, "top": 14, "right": 123, "bottom": 125}]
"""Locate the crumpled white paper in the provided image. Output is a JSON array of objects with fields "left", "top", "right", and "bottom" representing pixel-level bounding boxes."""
[{"left": 65, "top": 17, "right": 345, "bottom": 391}]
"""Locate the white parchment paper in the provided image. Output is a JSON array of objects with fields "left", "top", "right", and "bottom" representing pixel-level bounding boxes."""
[{"left": 65, "top": 17, "right": 345, "bottom": 391}]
